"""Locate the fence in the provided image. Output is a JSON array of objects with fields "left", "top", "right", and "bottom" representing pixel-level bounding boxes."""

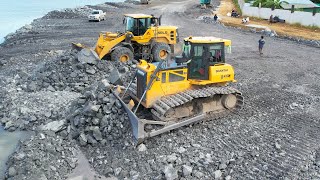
[{"left": 237, "top": 0, "right": 320, "bottom": 27}]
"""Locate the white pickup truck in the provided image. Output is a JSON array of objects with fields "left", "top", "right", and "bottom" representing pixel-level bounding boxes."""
[{"left": 88, "top": 10, "right": 106, "bottom": 22}]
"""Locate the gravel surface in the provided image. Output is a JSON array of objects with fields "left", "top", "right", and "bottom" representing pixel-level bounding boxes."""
[{"left": 0, "top": 0, "right": 319, "bottom": 179}]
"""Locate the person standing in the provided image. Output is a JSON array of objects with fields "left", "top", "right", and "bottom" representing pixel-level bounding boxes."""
[
  {"left": 269, "top": 15, "right": 274, "bottom": 24},
  {"left": 258, "top": 36, "right": 265, "bottom": 55},
  {"left": 214, "top": 14, "right": 218, "bottom": 23}
]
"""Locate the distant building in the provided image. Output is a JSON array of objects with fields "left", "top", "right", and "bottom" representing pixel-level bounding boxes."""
[{"left": 281, "top": 0, "right": 320, "bottom": 12}]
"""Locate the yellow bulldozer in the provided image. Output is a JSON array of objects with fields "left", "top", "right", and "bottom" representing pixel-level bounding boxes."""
[
  {"left": 112, "top": 36, "right": 244, "bottom": 143},
  {"left": 73, "top": 13, "right": 178, "bottom": 63}
]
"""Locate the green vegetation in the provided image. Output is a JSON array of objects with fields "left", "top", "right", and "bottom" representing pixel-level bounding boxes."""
[
  {"left": 252, "top": 0, "right": 288, "bottom": 8},
  {"left": 311, "top": 0, "right": 320, "bottom": 3}
]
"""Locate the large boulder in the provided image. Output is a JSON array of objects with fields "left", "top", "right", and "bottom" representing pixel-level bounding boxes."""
[
  {"left": 163, "top": 164, "right": 178, "bottom": 180},
  {"left": 40, "top": 120, "right": 66, "bottom": 132}
]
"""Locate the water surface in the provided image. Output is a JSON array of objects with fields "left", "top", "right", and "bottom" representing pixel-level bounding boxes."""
[
  {"left": 0, "top": 0, "right": 123, "bottom": 43},
  {"left": 0, "top": 126, "right": 28, "bottom": 179}
]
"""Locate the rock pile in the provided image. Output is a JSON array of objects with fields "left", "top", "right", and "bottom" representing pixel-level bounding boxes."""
[
  {"left": 65, "top": 79, "right": 132, "bottom": 147},
  {"left": 43, "top": 6, "right": 94, "bottom": 19},
  {"left": 5, "top": 132, "right": 79, "bottom": 180},
  {"left": 21, "top": 49, "right": 135, "bottom": 93},
  {"left": 21, "top": 49, "right": 108, "bottom": 92},
  {"left": 0, "top": 76, "right": 80, "bottom": 131},
  {"left": 0, "top": 48, "right": 135, "bottom": 132},
  {"left": 3, "top": 24, "right": 38, "bottom": 45}
]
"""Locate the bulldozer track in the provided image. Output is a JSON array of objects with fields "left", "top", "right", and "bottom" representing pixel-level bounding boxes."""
[{"left": 151, "top": 86, "right": 244, "bottom": 121}]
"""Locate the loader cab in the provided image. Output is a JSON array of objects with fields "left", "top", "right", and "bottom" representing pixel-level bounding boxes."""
[
  {"left": 186, "top": 37, "right": 229, "bottom": 80},
  {"left": 124, "top": 14, "right": 160, "bottom": 36}
]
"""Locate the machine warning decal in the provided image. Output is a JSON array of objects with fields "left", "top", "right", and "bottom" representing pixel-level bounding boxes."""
[
  {"left": 158, "top": 31, "right": 168, "bottom": 34},
  {"left": 221, "top": 74, "right": 231, "bottom": 79}
]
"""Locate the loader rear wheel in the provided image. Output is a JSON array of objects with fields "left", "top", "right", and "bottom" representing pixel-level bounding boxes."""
[
  {"left": 152, "top": 43, "right": 171, "bottom": 62},
  {"left": 111, "top": 47, "right": 133, "bottom": 63}
]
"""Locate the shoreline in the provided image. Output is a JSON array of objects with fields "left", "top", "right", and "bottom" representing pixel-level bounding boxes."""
[{"left": 0, "top": 0, "right": 126, "bottom": 45}]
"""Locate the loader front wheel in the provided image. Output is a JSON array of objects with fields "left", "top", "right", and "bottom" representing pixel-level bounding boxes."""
[
  {"left": 111, "top": 47, "right": 133, "bottom": 63},
  {"left": 152, "top": 43, "right": 171, "bottom": 62}
]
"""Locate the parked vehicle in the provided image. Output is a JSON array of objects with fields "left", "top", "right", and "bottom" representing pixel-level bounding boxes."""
[
  {"left": 140, "top": 0, "right": 149, "bottom": 4},
  {"left": 88, "top": 10, "right": 106, "bottom": 22}
]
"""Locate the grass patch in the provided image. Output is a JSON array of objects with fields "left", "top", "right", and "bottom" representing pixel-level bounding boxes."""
[
  {"left": 250, "top": 16, "right": 266, "bottom": 21},
  {"left": 292, "top": 23, "right": 320, "bottom": 30}
]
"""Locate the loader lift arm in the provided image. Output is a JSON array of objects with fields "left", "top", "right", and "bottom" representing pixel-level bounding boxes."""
[{"left": 95, "top": 32, "right": 127, "bottom": 59}]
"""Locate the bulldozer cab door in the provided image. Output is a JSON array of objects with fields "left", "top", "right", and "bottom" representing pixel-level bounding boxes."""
[
  {"left": 125, "top": 16, "right": 151, "bottom": 36},
  {"left": 187, "top": 44, "right": 210, "bottom": 80}
]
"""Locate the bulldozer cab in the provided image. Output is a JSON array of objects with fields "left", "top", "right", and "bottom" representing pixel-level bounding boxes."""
[
  {"left": 185, "top": 37, "right": 229, "bottom": 80},
  {"left": 124, "top": 14, "right": 160, "bottom": 36}
]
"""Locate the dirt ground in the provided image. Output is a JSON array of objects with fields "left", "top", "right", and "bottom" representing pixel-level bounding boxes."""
[
  {"left": 215, "top": 0, "right": 320, "bottom": 40},
  {"left": 0, "top": 0, "right": 320, "bottom": 179}
]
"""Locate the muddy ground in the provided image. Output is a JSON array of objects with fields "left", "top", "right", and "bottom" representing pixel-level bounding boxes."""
[{"left": 0, "top": 0, "right": 319, "bottom": 179}]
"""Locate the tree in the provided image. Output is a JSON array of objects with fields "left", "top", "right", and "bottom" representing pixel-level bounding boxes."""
[
  {"left": 252, "top": 0, "right": 288, "bottom": 9},
  {"left": 311, "top": 0, "right": 320, "bottom": 3}
]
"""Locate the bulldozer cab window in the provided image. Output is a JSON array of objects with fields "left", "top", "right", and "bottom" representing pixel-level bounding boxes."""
[
  {"left": 187, "top": 44, "right": 210, "bottom": 80},
  {"left": 208, "top": 43, "right": 225, "bottom": 64}
]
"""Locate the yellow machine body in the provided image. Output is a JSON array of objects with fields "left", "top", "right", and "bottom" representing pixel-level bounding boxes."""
[
  {"left": 95, "top": 26, "right": 178, "bottom": 59},
  {"left": 114, "top": 36, "right": 244, "bottom": 143},
  {"left": 93, "top": 13, "right": 178, "bottom": 61},
  {"left": 133, "top": 60, "right": 235, "bottom": 108}
]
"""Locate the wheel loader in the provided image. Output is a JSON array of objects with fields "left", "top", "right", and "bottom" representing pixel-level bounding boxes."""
[
  {"left": 112, "top": 36, "right": 244, "bottom": 144},
  {"left": 73, "top": 14, "right": 178, "bottom": 63}
]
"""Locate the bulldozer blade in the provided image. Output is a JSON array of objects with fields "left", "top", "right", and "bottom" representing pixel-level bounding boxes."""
[
  {"left": 112, "top": 89, "right": 144, "bottom": 143},
  {"left": 77, "top": 48, "right": 100, "bottom": 65},
  {"left": 111, "top": 89, "right": 207, "bottom": 144}
]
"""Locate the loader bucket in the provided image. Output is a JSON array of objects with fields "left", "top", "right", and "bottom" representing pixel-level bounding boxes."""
[
  {"left": 71, "top": 43, "right": 100, "bottom": 65},
  {"left": 77, "top": 48, "right": 100, "bottom": 65}
]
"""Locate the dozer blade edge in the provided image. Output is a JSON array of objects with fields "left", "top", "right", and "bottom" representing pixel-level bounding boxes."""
[{"left": 111, "top": 88, "right": 206, "bottom": 144}]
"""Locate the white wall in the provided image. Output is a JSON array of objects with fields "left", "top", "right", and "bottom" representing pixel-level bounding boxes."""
[{"left": 238, "top": 1, "right": 320, "bottom": 27}]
